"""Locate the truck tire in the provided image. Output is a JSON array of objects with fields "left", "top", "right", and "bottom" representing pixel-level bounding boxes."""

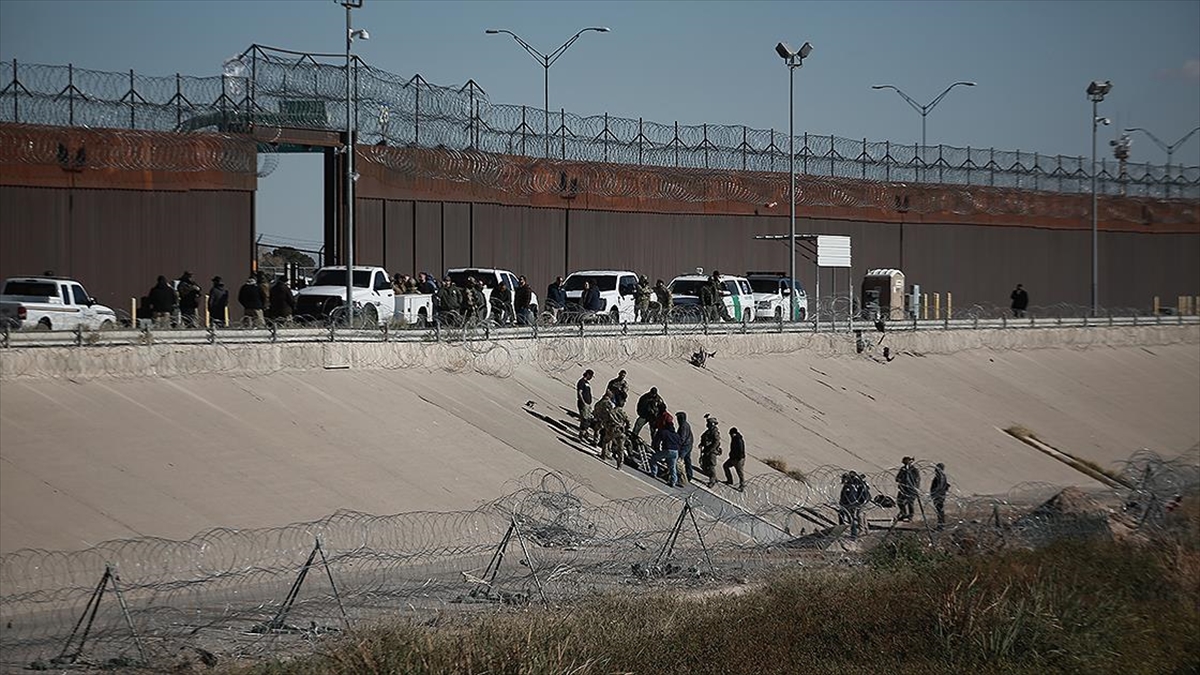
[
  {"left": 35, "top": 318, "right": 51, "bottom": 330},
  {"left": 417, "top": 307, "right": 428, "bottom": 327},
  {"left": 99, "top": 320, "right": 114, "bottom": 331},
  {"left": 774, "top": 306, "right": 783, "bottom": 322},
  {"left": 609, "top": 308, "right": 620, "bottom": 324}
]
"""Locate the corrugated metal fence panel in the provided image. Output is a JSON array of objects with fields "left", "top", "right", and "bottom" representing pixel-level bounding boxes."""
[
  {"left": 442, "top": 202, "right": 472, "bottom": 269},
  {"left": 1107, "top": 230, "right": 1200, "bottom": 310},
  {"left": 355, "top": 198, "right": 384, "bottom": 267},
  {"left": 1, "top": 187, "right": 250, "bottom": 312},
  {"left": 0, "top": 186, "right": 69, "bottom": 280},
  {"left": 472, "top": 204, "right": 564, "bottom": 293},
  {"left": 414, "top": 202, "right": 442, "bottom": 277},
  {"left": 384, "top": 199, "right": 415, "bottom": 276}
]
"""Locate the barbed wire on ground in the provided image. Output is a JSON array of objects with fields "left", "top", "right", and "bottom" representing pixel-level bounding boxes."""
[
  {"left": 1, "top": 51, "right": 1196, "bottom": 202},
  {"left": 0, "top": 451, "right": 1195, "bottom": 671}
]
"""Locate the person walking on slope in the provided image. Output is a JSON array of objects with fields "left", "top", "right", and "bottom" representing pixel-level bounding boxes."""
[
  {"left": 676, "top": 411, "right": 695, "bottom": 484},
  {"left": 592, "top": 390, "right": 616, "bottom": 459},
  {"left": 723, "top": 427, "right": 746, "bottom": 491},
  {"left": 632, "top": 387, "right": 664, "bottom": 439},
  {"left": 606, "top": 369, "right": 629, "bottom": 408},
  {"left": 895, "top": 456, "right": 921, "bottom": 522},
  {"left": 698, "top": 415, "right": 723, "bottom": 487},
  {"left": 576, "top": 369, "right": 595, "bottom": 444},
  {"left": 839, "top": 472, "right": 871, "bottom": 538},
  {"left": 651, "top": 422, "right": 683, "bottom": 488},
  {"left": 930, "top": 462, "right": 950, "bottom": 528}
]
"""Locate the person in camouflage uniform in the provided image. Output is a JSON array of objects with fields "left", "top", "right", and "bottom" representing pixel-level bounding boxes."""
[
  {"left": 592, "top": 390, "right": 616, "bottom": 459},
  {"left": 652, "top": 279, "right": 673, "bottom": 323},
  {"left": 698, "top": 415, "right": 723, "bottom": 487},
  {"left": 607, "top": 404, "right": 631, "bottom": 469},
  {"left": 605, "top": 369, "right": 629, "bottom": 408},
  {"left": 634, "top": 275, "right": 652, "bottom": 323}
]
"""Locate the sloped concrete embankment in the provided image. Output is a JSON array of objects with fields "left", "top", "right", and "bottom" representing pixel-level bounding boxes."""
[{"left": 0, "top": 326, "right": 1196, "bottom": 553}]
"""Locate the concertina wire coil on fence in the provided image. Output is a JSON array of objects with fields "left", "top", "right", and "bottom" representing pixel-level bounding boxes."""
[
  {"left": 0, "top": 450, "right": 1195, "bottom": 671},
  {"left": 1, "top": 48, "right": 1197, "bottom": 203}
]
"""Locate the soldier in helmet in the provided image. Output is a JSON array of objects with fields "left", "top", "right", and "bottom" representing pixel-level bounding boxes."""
[{"left": 698, "top": 414, "right": 723, "bottom": 487}]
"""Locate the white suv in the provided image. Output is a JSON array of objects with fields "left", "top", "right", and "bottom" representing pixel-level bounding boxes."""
[
  {"left": 746, "top": 272, "right": 809, "bottom": 321},
  {"left": 668, "top": 273, "right": 756, "bottom": 323},
  {"left": 563, "top": 270, "right": 639, "bottom": 323}
]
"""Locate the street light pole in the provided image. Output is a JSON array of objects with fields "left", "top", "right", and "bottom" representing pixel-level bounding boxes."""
[
  {"left": 871, "top": 81, "right": 975, "bottom": 181},
  {"left": 776, "top": 41, "right": 813, "bottom": 322},
  {"left": 339, "top": 0, "right": 368, "bottom": 325},
  {"left": 1087, "top": 80, "right": 1112, "bottom": 318},
  {"left": 486, "top": 27, "right": 609, "bottom": 159},
  {"left": 1124, "top": 126, "right": 1200, "bottom": 199}
]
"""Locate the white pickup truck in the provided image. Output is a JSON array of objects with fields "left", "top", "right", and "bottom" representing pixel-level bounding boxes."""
[
  {"left": 445, "top": 267, "right": 539, "bottom": 322},
  {"left": 0, "top": 276, "right": 119, "bottom": 330},
  {"left": 293, "top": 265, "right": 433, "bottom": 326}
]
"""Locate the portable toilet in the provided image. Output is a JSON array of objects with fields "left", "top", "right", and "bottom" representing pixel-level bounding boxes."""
[{"left": 861, "top": 269, "right": 906, "bottom": 320}]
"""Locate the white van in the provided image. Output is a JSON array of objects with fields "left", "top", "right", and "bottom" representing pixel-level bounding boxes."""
[
  {"left": 563, "top": 270, "right": 639, "bottom": 323},
  {"left": 668, "top": 273, "right": 756, "bottom": 323}
]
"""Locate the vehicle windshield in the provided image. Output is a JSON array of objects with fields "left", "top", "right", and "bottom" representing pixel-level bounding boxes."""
[
  {"left": 447, "top": 271, "right": 496, "bottom": 289},
  {"left": 748, "top": 279, "right": 782, "bottom": 294},
  {"left": 3, "top": 281, "right": 57, "bottom": 297},
  {"left": 564, "top": 275, "right": 618, "bottom": 292},
  {"left": 311, "top": 269, "right": 372, "bottom": 288},
  {"left": 669, "top": 280, "right": 708, "bottom": 297}
]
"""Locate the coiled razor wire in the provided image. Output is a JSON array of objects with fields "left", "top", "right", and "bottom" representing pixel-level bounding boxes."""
[
  {"left": 1, "top": 452, "right": 1195, "bottom": 670},
  {"left": 1, "top": 50, "right": 1196, "bottom": 204}
]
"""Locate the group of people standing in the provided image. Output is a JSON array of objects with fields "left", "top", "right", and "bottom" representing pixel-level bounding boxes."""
[
  {"left": 141, "top": 270, "right": 300, "bottom": 329},
  {"left": 574, "top": 369, "right": 747, "bottom": 490},
  {"left": 838, "top": 457, "right": 952, "bottom": 538},
  {"left": 431, "top": 274, "right": 535, "bottom": 327}
]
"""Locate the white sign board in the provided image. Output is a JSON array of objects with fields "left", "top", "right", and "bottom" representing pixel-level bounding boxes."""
[{"left": 817, "top": 235, "right": 851, "bottom": 268}]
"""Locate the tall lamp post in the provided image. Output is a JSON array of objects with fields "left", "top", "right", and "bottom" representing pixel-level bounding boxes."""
[
  {"left": 485, "top": 26, "right": 609, "bottom": 158},
  {"left": 870, "top": 81, "right": 975, "bottom": 181},
  {"left": 1087, "top": 80, "right": 1112, "bottom": 317},
  {"left": 775, "top": 40, "right": 813, "bottom": 322},
  {"left": 341, "top": 0, "right": 369, "bottom": 325},
  {"left": 1124, "top": 126, "right": 1200, "bottom": 199}
]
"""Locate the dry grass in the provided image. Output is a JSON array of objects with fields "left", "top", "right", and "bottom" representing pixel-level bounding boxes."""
[
  {"left": 762, "top": 457, "right": 807, "bottom": 483},
  {"left": 220, "top": 536, "right": 1200, "bottom": 675}
]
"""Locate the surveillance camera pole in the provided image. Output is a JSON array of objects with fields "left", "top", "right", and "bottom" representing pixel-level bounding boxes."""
[
  {"left": 486, "top": 27, "right": 608, "bottom": 159},
  {"left": 1088, "top": 80, "right": 1112, "bottom": 318},
  {"left": 342, "top": 0, "right": 364, "bottom": 326}
]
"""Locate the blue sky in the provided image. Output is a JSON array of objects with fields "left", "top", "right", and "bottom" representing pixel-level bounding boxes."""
[{"left": 3, "top": 0, "right": 1198, "bottom": 249}]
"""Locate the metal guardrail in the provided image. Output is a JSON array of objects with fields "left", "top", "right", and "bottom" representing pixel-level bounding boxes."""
[{"left": 2, "top": 314, "right": 1196, "bottom": 349}]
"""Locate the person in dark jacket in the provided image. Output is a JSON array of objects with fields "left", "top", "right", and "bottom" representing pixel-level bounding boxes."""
[
  {"left": 676, "top": 411, "right": 695, "bottom": 483},
  {"left": 436, "top": 276, "right": 462, "bottom": 326},
  {"left": 546, "top": 276, "right": 567, "bottom": 323},
  {"left": 417, "top": 272, "right": 438, "bottom": 295},
  {"left": 576, "top": 369, "right": 595, "bottom": 444},
  {"left": 723, "top": 427, "right": 746, "bottom": 490},
  {"left": 238, "top": 275, "right": 266, "bottom": 327},
  {"left": 176, "top": 271, "right": 202, "bottom": 327},
  {"left": 582, "top": 280, "right": 603, "bottom": 313},
  {"left": 930, "top": 462, "right": 950, "bottom": 528},
  {"left": 491, "top": 281, "right": 513, "bottom": 325},
  {"left": 147, "top": 275, "right": 177, "bottom": 329},
  {"left": 1010, "top": 284, "right": 1029, "bottom": 318},
  {"left": 269, "top": 276, "right": 296, "bottom": 322},
  {"left": 651, "top": 422, "right": 683, "bottom": 487},
  {"left": 632, "top": 387, "right": 664, "bottom": 439},
  {"left": 207, "top": 276, "right": 228, "bottom": 327},
  {"left": 895, "top": 456, "right": 921, "bottom": 522},
  {"left": 513, "top": 276, "right": 534, "bottom": 326},
  {"left": 839, "top": 472, "right": 871, "bottom": 537}
]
